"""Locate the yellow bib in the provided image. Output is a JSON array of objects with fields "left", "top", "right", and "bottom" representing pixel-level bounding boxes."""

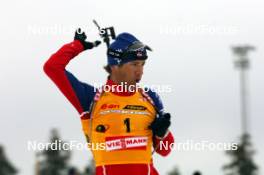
[{"left": 81, "top": 91, "right": 156, "bottom": 166}]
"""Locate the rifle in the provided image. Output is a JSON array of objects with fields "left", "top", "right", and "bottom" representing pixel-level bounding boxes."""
[{"left": 93, "top": 20, "right": 116, "bottom": 48}]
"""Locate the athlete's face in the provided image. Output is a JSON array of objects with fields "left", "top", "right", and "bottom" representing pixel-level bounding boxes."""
[{"left": 112, "top": 60, "right": 145, "bottom": 85}]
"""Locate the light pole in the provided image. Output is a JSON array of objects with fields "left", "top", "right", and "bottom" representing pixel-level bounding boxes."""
[
  {"left": 223, "top": 45, "right": 258, "bottom": 175},
  {"left": 231, "top": 45, "right": 255, "bottom": 135}
]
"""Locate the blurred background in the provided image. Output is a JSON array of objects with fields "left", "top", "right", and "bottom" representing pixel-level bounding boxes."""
[{"left": 0, "top": 0, "right": 263, "bottom": 174}]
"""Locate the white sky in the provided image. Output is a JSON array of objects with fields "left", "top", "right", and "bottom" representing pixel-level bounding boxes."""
[{"left": 0, "top": 0, "right": 264, "bottom": 175}]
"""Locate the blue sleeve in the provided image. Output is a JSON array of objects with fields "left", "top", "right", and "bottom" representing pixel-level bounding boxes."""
[{"left": 65, "top": 71, "right": 96, "bottom": 112}]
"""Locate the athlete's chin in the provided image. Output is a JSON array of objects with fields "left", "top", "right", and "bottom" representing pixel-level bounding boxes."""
[{"left": 135, "top": 76, "right": 142, "bottom": 83}]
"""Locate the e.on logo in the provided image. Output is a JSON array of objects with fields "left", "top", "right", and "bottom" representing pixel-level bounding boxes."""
[{"left": 100, "top": 104, "right": 120, "bottom": 110}]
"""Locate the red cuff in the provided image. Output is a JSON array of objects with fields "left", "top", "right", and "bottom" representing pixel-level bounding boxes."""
[{"left": 154, "top": 131, "right": 174, "bottom": 156}]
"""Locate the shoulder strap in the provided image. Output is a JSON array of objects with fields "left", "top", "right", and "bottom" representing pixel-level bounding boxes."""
[
  {"left": 139, "top": 88, "right": 165, "bottom": 115},
  {"left": 80, "top": 86, "right": 104, "bottom": 119}
]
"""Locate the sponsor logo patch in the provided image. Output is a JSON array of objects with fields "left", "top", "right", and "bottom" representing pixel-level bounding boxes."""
[
  {"left": 123, "top": 105, "right": 147, "bottom": 110},
  {"left": 99, "top": 109, "right": 150, "bottom": 116},
  {"left": 105, "top": 136, "right": 148, "bottom": 151},
  {"left": 101, "top": 104, "right": 120, "bottom": 110}
]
